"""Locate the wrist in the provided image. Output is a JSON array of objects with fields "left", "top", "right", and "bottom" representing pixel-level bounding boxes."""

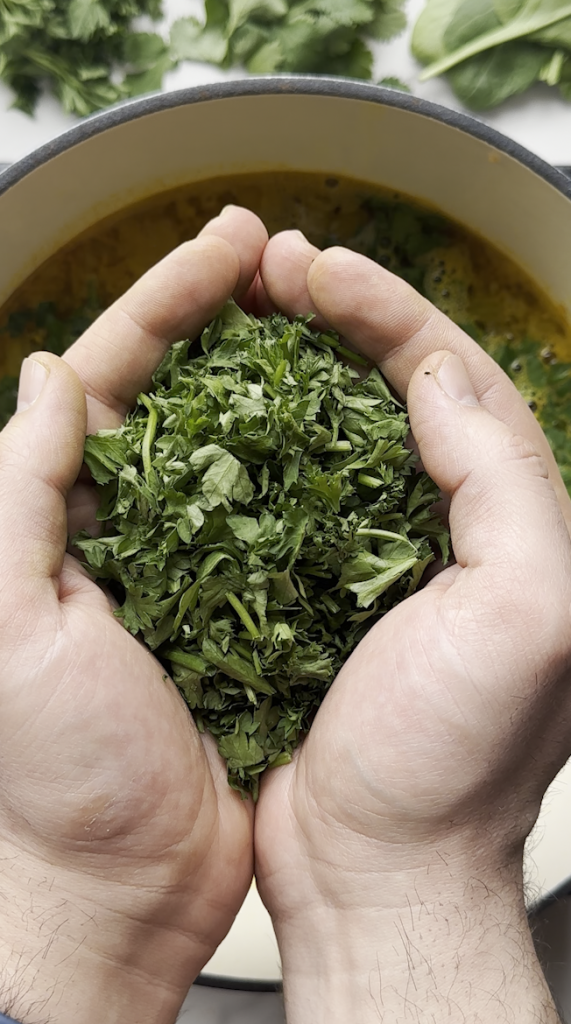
[
  {"left": 0, "top": 845, "right": 208, "bottom": 1024},
  {"left": 273, "top": 849, "right": 559, "bottom": 1024}
]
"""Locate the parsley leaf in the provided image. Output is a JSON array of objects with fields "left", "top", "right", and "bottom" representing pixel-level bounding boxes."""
[{"left": 74, "top": 300, "right": 448, "bottom": 797}]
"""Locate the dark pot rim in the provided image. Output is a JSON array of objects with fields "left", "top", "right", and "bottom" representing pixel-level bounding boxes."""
[
  {"left": 528, "top": 872, "right": 571, "bottom": 918},
  {"left": 1, "top": 75, "right": 571, "bottom": 200}
]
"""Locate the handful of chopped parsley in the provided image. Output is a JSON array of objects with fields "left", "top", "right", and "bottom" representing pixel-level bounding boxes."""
[{"left": 76, "top": 300, "right": 447, "bottom": 796}]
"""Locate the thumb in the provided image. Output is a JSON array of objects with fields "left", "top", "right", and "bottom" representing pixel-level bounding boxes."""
[
  {"left": 0, "top": 353, "right": 86, "bottom": 583},
  {"left": 407, "top": 351, "right": 571, "bottom": 578}
]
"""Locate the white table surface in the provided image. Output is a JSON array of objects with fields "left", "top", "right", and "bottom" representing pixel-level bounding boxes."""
[
  {"left": 1, "top": 0, "right": 571, "bottom": 168},
  {"left": 2, "top": 1, "right": 571, "bottom": 1014}
]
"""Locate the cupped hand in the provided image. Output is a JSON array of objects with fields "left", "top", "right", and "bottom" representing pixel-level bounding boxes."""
[
  {"left": 0, "top": 207, "right": 267, "bottom": 1024},
  {"left": 254, "top": 233, "right": 571, "bottom": 1017}
]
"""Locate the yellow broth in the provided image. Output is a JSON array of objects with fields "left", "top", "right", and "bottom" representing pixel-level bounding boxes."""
[
  {"left": 1, "top": 171, "right": 570, "bottom": 487},
  {"left": 1, "top": 171, "right": 570, "bottom": 367}
]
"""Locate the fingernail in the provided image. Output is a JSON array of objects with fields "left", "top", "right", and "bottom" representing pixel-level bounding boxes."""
[
  {"left": 291, "top": 229, "right": 309, "bottom": 242},
  {"left": 17, "top": 357, "right": 49, "bottom": 413},
  {"left": 219, "top": 204, "right": 237, "bottom": 219},
  {"left": 436, "top": 354, "right": 479, "bottom": 407}
]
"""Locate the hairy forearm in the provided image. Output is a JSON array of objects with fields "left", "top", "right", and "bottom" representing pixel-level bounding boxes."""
[
  {"left": 0, "top": 844, "right": 200, "bottom": 1024},
  {"left": 0, "top": 902, "right": 185, "bottom": 1024},
  {"left": 276, "top": 866, "right": 560, "bottom": 1024}
]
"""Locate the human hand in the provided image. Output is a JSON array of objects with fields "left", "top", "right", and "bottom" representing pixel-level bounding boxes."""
[
  {"left": 254, "top": 233, "right": 571, "bottom": 1022},
  {"left": 0, "top": 208, "right": 267, "bottom": 1024}
]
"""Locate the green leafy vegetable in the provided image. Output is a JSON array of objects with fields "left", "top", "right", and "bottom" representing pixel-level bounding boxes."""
[
  {"left": 0, "top": 294, "right": 101, "bottom": 428},
  {"left": 170, "top": 0, "right": 407, "bottom": 78},
  {"left": 74, "top": 299, "right": 448, "bottom": 797},
  {"left": 483, "top": 333, "right": 571, "bottom": 494},
  {"left": 0, "top": 0, "right": 171, "bottom": 115},
  {"left": 412, "top": 0, "right": 571, "bottom": 109}
]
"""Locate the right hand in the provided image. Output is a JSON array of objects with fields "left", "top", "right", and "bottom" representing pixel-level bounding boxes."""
[{"left": 254, "top": 232, "right": 571, "bottom": 1023}]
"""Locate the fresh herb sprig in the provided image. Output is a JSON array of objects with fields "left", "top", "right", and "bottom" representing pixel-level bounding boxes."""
[
  {"left": 170, "top": 0, "right": 407, "bottom": 79},
  {"left": 75, "top": 300, "right": 448, "bottom": 797},
  {"left": 412, "top": 0, "right": 571, "bottom": 110},
  {"left": 0, "top": 0, "right": 171, "bottom": 116}
]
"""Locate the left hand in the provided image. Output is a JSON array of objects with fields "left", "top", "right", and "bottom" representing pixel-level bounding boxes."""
[
  {"left": 254, "top": 232, "right": 571, "bottom": 1023},
  {"left": 0, "top": 208, "right": 266, "bottom": 1024}
]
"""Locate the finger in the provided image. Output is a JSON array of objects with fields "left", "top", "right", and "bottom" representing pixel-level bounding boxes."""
[
  {"left": 241, "top": 272, "right": 275, "bottom": 317},
  {"left": 0, "top": 354, "right": 86, "bottom": 583},
  {"left": 66, "top": 482, "right": 100, "bottom": 540},
  {"left": 64, "top": 236, "right": 240, "bottom": 433},
  {"left": 199, "top": 205, "right": 269, "bottom": 300},
  {"left": 306, "top": 248, "right": 571, "bottom": 525},
  {"left": 260, "top": 230, "right": 327, "bottom": 328},
  {"left": 408, "top": 352, "right": 571, "bottom": 581}
]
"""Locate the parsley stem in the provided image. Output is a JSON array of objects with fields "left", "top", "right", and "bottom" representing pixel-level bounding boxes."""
[
  {"left": 273, "top": 359, "right": 288, "bottom": 387},
  {"left": 318, "top": 334, "right": 369, "bottom": 367},
  {"left": 318, "top": 333, "right": 340, "bottom": 349},
  {"left": 337, "top": 345, "right": 369, "bottom": 367},
  {"left": 227, "top": 592, "right": 261, "bottom": 640},
  {"left": 358, "top": 473, "right": 385, "bottom": 489},
  {"left": 162, "top": 648, "right": 209, "bottom": 675},
  {"left": 356, "top": 528, "right": 409, "bottom": 543},
  {"left": 139, "top": 394, "right": 158, "bottom": 484},
  {"left": 325, "top": 441, "right": 352, "bottom": 452}
]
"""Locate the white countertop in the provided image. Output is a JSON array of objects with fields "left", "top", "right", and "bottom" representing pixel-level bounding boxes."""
[{"left": 1, "top": 0, "right": 571, "bottom": 168}]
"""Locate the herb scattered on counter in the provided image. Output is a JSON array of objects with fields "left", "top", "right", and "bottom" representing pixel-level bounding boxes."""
[
  {"left": 74, "top": 299, "right": 448, "bottom": 797},
  {"left": 170, "top": 0, "right": 407, "bottom": 79},
  {"left": 412, "top": 0, "right": 571, "bottom": 110},
  {"left": 0, "top": 0, "right": 172, "bottom": 116}
]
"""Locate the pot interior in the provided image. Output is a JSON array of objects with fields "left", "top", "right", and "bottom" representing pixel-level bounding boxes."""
[{"left": 1, "top": 91, "right": 571, "bottom": 319}]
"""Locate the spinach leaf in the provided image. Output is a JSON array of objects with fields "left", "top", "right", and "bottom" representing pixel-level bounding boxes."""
[
  {"left": 412, "top": 0, "right": 571, "bottom": 109},
  {"left": 75, "top": 300, "right": 448, "bottom": 797},
  {"left": 447, "top": 41, "right": 547, "bottom": 108}
]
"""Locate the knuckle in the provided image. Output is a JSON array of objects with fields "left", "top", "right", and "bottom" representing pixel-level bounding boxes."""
[{"left": 500, "top": 431, "right": 549, "bottom": 480}]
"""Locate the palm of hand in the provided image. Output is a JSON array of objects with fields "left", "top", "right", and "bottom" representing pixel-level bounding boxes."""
[
  {"left": 1, "top": 556, "right": 250, "bottom": 928},
  {"left": 257, "top": 553, "right": 571, "bottom": 919}
]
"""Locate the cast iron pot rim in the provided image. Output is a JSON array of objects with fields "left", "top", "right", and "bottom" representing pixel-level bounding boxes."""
[{"left": 1, "top": 75, "right": 571, "bottom": 200}]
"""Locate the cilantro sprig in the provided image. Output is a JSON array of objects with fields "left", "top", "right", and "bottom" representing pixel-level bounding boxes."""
[
  {"left": 170, "top": 0, "right": 407, "bottom": 79},
  {"left": 0, "top": 0, "right": 171, "bottom": 115},
  {"left": 75, "top": 300, "right": 448, "bottom": 797}
]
